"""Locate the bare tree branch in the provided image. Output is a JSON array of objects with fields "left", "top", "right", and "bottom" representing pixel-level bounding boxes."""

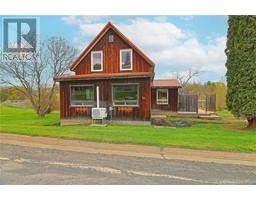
[
  {"left": 175, "top": 69, "right": 200, "bottom": 86},
  {"left": 0, "top": 37, "right": 78, "bottom": 117}
]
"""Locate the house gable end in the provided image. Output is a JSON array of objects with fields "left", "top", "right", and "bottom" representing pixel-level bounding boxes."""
[{"left": 71, "top": 22, "right": 154, "bottom": 75}]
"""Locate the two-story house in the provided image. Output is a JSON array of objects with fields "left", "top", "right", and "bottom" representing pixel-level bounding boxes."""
[{"left": 54, "top": 22, "right": 181, "bottom": 124}]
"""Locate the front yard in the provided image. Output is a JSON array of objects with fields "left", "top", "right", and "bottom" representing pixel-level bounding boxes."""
[{"left": 0, "top": 105, "right": 255, "bottom": 152}]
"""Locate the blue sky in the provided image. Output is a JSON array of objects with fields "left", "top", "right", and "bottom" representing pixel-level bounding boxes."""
[{"left": 0, "top": 15, "right": 228, "bottom": 82}]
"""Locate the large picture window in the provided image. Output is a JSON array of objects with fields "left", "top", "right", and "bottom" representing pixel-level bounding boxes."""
[
  {"left": 91, "top": 51, "right": 103, "bottom": 71},
  {"left": 70, "top": 85, "right": 94, "bottom": 106},
  {"left": 157, "top": 89, "right": 168, "bottom": 105},
  {"left": 120, "top": 49, "right": 132, "bottom": 70},
  {"left": 112, "top": 84, "right": 138, "bottom": 106}
]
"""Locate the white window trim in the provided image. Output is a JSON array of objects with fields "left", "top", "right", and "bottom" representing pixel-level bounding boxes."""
[
  {"left": 120, "top": 49, "right": 133, "bottom": 71},
  {"left": 156, "top": 88, "right": 169, "bottom": 105},
  {"left": 91, "top": 51, "right": 103, "bottom": 72},
  {"left": 112, "top": 83, "right": 139, "bottom": 107},
  {"left": 69, "top": 84, "right": 94, "bottom": 107}
]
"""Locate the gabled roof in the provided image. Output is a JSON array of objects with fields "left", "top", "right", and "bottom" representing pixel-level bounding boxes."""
[
  {"left": 152, "top": 79, "right": 182, "bottom": 88},
  {"left": 70, "top": 22, "right": 155, "bottom": 71}
]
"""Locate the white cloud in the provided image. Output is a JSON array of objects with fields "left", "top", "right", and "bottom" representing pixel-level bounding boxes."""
[
  {"left": 61, "top": 16, "right": 107, "bottom": 36},
  {"left": 61, "top": 16, "right": 107, "bottom": 49},
  {"left": 151, "top": 36, "right": 226, "bottom": 72},
  {"left": 62, "top": 16, "right": 227, "bottom": 81},
  {"left": 79, "top": 23, "right": 106, "bottom": 36},
  {"left": 118, "top": 18, "right": 186, "bottom": 52},
  {"left": 62, "top": 16, "right": 78, "bottom": 24}
]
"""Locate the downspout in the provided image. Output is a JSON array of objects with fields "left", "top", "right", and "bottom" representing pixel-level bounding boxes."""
[{"left": 96, "top": 86, "right": 99, "bottom": 108}]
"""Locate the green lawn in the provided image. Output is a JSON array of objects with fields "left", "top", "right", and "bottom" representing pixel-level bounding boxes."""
[
  {"left": 0, "top": 105, "right": 255, "bottom": 152},
  {"left": 217, "top": 110, "right": 236, "bottom": 118}
]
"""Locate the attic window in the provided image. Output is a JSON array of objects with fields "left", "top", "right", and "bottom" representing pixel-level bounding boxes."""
[{"left": 109, "top": 34, "right": 114, "bottom": 42}]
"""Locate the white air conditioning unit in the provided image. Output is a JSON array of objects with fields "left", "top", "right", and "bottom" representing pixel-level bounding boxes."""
[{"left": 92, "top": 108, "right": 107, "bottom": 120}]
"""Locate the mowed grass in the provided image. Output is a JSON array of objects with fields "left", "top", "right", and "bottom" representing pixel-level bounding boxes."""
[
  {"left": 0, "top": 105, "right": 255, "bottom": 152},
  {"left": 217, "top": 110, "right": 236, "bottom": 118}
]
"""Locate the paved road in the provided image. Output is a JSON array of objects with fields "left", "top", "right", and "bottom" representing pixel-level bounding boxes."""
[{"left": 0, "top": 144, "right": 255, "bottom": 184}]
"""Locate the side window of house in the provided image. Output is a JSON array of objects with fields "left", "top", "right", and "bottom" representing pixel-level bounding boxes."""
[
  {"left": 112, "top": 84, "right": 138, "bottom": 106},
  {"left": 120, "top": 49, "right": 132, "bottom": 70},
  {"left": 91, "top": 51, "right": 103, "bottom": 71},
  {"left": 157, "top": 89, "right": 168, "bottom": 105},
  {"left": 70, "top": 86, "right": 94, "bottom": 106}
]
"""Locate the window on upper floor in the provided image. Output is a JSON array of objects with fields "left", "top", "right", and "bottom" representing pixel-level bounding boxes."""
[
  {"left": 120, "top": 49, "right": 132, "bottom": 71},
  {"left": 91, "top": 51, "right": 103, "bottom": 72}
]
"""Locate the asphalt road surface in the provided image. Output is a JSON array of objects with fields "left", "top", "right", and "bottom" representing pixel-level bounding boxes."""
[{"left": 0, "top": 144, "right": 255, "bottom": 184}]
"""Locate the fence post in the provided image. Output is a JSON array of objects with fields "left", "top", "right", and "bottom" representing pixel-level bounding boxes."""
[
  {"left": 206, "top": 95, "right": 208, "bottom": 113},
  {"left": 196, "top": 95, "right": 198, "bottom": 113}
]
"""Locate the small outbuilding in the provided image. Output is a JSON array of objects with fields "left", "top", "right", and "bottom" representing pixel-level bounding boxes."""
[{"left": 151, "top": 79, "right": 182, "bottom": 112}]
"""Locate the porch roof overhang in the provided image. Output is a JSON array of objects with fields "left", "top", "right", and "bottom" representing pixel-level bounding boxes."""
[
  {"left": 54, "top": 72, "right": 153, "bottom": 82},
  {"left": 152, "top": 79, "right": 182, "bottom": 88}
]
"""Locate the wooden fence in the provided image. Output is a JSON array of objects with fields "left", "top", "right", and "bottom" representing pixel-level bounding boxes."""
[
  {"left": 178, "top": 94, "right": 198, "bottom": 113},
  {"left": 206, "top": 94, "right": 216, "bottom": 112},
  {"left": 178, "top": 94, "right": 216, "bottom": 113}
]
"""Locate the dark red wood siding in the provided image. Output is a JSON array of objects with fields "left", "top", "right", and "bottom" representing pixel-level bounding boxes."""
[
  {"left": 75, "top": 29, "right": 152, "bottom": 75},
  {"left": 151, "top": 88, "right": 178, "bottom": 111},
  {"left": 59, "top": 78, "right": 151, "bottom": 121}
]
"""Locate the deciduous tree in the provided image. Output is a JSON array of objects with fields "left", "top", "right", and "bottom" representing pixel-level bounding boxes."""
[{"left": 0, "top": 37, "right": 77, "bottom": 117}]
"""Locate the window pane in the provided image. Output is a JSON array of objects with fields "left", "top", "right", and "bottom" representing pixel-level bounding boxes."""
[
  {"left": 113, "top": 84, "right": 138, "bottom": 106},
  {"left": 113, "top": 85, "right": 137, "bottom": 100},
  {"left": 71, "top": 86, "right": 94, "bottom": 106},
  {"left": 121, "top": 50, "right": 131, "bottom": 69},
  {"left": 157, "top": 89, "right": 168, "bottom": 104},
  {"left": 92, "top": 52, "right": 102, "bottom": 70},
  {"left": 158, "top": 91, "right": 167, "bottom": 100}
]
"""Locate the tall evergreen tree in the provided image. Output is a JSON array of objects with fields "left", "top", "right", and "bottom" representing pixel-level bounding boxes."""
[{"left": 225, "top": 16, "right": 256, "bottom": 129}]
